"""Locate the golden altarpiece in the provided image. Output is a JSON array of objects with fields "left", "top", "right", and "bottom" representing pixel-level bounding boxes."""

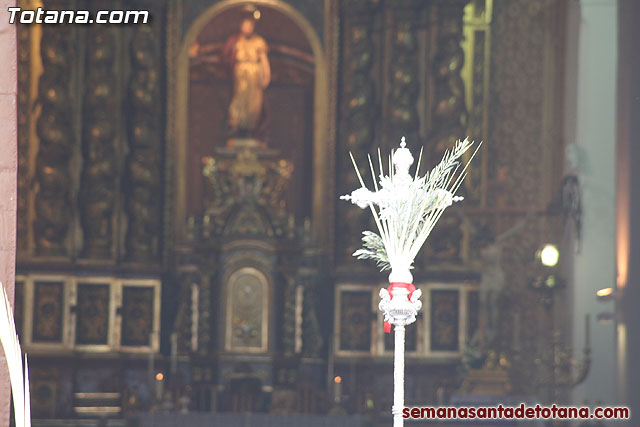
[{"left": 14, "top": 0, "right": 566, "bottom": 422}]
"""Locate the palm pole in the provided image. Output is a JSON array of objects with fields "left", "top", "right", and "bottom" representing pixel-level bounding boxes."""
[{"left": 341, "top": 137, "right": 479, "bottom": 426}]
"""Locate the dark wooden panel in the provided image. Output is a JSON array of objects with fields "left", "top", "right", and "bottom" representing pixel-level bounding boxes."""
[
  {"left": 430, "top": 289, "right": 459, "bottom": 352},
  {"left": 121, "top": 286, "right": 154, "bottom": 347},
  {"left": 339, "top": 290, "right": 371, "bottom": 352},
  {"left": 75, "top": 283, "right": 110, "bottom": 345},
  {"left": 33, "top": 281, "right": 64, "bottom": 343}
]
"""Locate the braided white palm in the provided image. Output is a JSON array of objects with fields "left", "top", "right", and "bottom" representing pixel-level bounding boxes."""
[
  {"left": 341, "top": 137, "right": 478, "bottom": 282},
  {"left": 341, "top": 137, "right": 479, "bottom": 426},
  {"left": 0, "top": 283, "right": 30, "bottom": 427}
]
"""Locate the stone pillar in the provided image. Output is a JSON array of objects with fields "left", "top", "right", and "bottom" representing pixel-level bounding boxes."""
[
  {"left": 0, "top": 0, "right": 17, "bottom": 425},
  {"left": 564, "top": 0, "right": 618, "bottom": 407}
]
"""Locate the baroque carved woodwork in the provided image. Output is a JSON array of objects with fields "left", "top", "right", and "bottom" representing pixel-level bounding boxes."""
[
  {"left": 387, "top": 4, "right": 421, "bottom": 145},
  {"left": 460, "top": 1, "right": 492, "bottom": 205},
  {"left": 430, "top": 289, "right": 460, "bottom": 352},
  {"left": 171, "top": 269, "right": 201, "bottom": 355},
  {"left": 125, "top": 21, "right": 164, "bottom": 262},
  {"left": 33, "top": 1, "right": 74, "bottom": 256},
  {"left": 298, "top": 245, "right": 324, "bottom": 358},
  {"left": 335, "top": 0, "right": 475, "bottom": 270},
  {"left": 430, "top": 0, "right": 469, "bottom": 163},
  {"left": 75, "top": 283, "right": 110, "bottom": 345},
  {"left": 17, "top": 21, "right": 30, "bottom": 254},
  {"left": 202, "top": 148, "right": 293, "bottom": 235},
  {"left": 336, "top": 0, "right": 379, "bottom": 262},
  {"left": 488, "top": 0, "right": 566, "bottom": 395},
  {"left": 281, "top": 270, "right": 297, "bottom": 356},
  {"left": 32, "top": 281, "right": 64, "bottom": 343},
  {"left": 121, "top": 285, "right": 155, "bottom": 346},
  {"left": 338, "top": 290, "right": 371, "bottom": 352},
  {"left": 79, "top": 19, "right": 118, "bottom": 259}
]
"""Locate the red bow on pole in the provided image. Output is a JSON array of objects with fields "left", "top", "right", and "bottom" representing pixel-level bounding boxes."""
[{"left": 383, "top": 282, "right": 416, "bottom": 333}]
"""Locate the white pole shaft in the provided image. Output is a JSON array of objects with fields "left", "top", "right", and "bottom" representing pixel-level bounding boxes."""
[{"left": 393, "top": 324, "right": 405, "bottom": 427}]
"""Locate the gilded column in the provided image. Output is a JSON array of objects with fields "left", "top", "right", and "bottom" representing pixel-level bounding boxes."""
[
  {"left": 33, "top": 0, "right": 74, "bottom": 256},
  {"left": 336, "top": 0, "right": 380, "bottom": 263},
  {"left": 16, "top": 22, "right": 31, "bottom": 255},
  {"left": 387, "top": 2, "right": 422, "bottom": 147},
  {"left": 125, "top": 22, "right": 163, "bottom": 262},
  {"left": 429, "top": 0, "right": 469, "bottom": 162},
  {"left": 79, "top": 12, "right": 118, "bottom": 259}
]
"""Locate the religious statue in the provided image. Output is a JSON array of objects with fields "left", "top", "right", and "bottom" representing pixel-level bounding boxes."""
[
  {"left": 223, "top": 10, "right": 271, "bottom": 142},
  {"left": 461, "top": 213, "right": 531, "bottom": 349}
]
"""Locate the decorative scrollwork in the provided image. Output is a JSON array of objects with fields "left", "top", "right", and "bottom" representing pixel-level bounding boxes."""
[
  {"left": 336, "top": 2, "right": 379, "bottom": 262},
  {"left": 201, "top": 148, "right": 293, "bottom": 237},
  {"left": 430, "top": 0, "right": 468, "bottom": 163},
  {"left": 79, "top": 20, "right": 118, "bottom": 259},
  {"left": 17, "top": 22, "right": 31, "bottom": 254},
  {"left": 388, "top": 7, "right": 421, "bottom": 145},
  {"left": 379, "top": 287, "right": 422, "bottom": 328},
  {"left": 125, "top": 23, "right": 163, "bottom": 262},
  {"left": 33, "top": 1, "right": 74, "bottom": 256}
]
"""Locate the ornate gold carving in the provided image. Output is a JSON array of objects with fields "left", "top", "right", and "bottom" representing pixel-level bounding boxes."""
[
  {"left": 202, "top": 147, "right": 293, "bottom": 236},
  {"left": 121, "top": 286, "right": 155, "bottom": 346},
  {"left": 336, "top": 2, "right": 379, "bottom": 263},
  {"left": 33, "top": 1, "right": 74, "bottom": 256},
  {"left": 430, "top": 289, "right": 460, "bottom": 351},
  {"left": 79, "top": 19, "right": 118, "bottom": 259},
  {"left": 461, "top": 0, "right": 492, "bottom": 206},
  {"left": 388, "top": 5, "right": 421, "bottom": 145},
  {"left": 490, "top": 0, "right": 547, "bottom": 208},
  {"left": 430, "top": 0, "right": 469, "bottom": 163},
  {"left": 32, "top": 281, "right": 64, "bottom": 342},
  {"left": 488, "top": 0, "right": 566, "bottom": 395},
  {"left": 75, "top": 283, "right": 110, "bottom": 345},
  {"left": 299, "top": 249, "right": 324, "bottom": 357},
  {"left": 17, "top": 21, "right": 31, "bottom": 254},
  {"left": 173, "top": 1, "right": 330, "bottom": 255},
  {"left": 171, "top": 270, "right": 199, "bottom": 355},
  {"left": 125, "top": 22, "right": 163, "bottom": 262},
  {"left": 338, "top": 289, "right": 372, "bottom": 352}
]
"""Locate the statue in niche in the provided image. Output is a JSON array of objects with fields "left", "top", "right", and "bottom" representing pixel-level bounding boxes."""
[
  {"left": 223, "top": 7, "right": 271, "bottom": 144},
  {"left": 462, "top": 213, "right": 531, "bottom": 349}
]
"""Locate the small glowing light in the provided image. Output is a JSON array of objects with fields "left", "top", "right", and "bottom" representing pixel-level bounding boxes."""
[
  {"left": 545, "top": 275, "right": 556, "bottom": 288},
  {"left": 334, "top": 376, "right": 342, "bottom": 384},
  {"left": 539, "top": 244, "right": 559, "bottom": 267},
  {"left": 155, "top": 372, "right": 164, "bottom": 381},
  {"left": 253, "top": 10, "right": 261, "bottom": 20},
  {"left": 597, "top": 287, "right": 614, "bottom": 298}
]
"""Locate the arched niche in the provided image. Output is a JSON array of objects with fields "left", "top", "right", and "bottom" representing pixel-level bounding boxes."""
[{"left": 172, "top": 0, "right": 328, "bottom": 245}]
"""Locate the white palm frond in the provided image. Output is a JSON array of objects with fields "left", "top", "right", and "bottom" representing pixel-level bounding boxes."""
[
  {"left": 0, "top": 282, "right": 31, "bottom": 427},
  {"left": 341, "top": 137, "right": 481, "bottom": 281}
]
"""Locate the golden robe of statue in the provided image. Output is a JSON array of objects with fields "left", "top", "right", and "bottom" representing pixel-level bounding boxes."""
[{"left": 224, "top": 18, "right": 271, "bottom": 139}]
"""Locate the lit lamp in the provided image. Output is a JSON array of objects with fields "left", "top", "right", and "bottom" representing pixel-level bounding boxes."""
[
  {"left": 155, "top": 371, "right": 164, "bottom": 401},
  {"left": 529, "top": 242, "right": 591, "bottom": 400},
  {"left": 530, "top": 243, "right": 564, "bottom": 307},
  {"left": 538, "top": 244, "right": 559, "bottom": 267},
  {"left": 333, "top": 376, "right": 342, "bottom": 403}
]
